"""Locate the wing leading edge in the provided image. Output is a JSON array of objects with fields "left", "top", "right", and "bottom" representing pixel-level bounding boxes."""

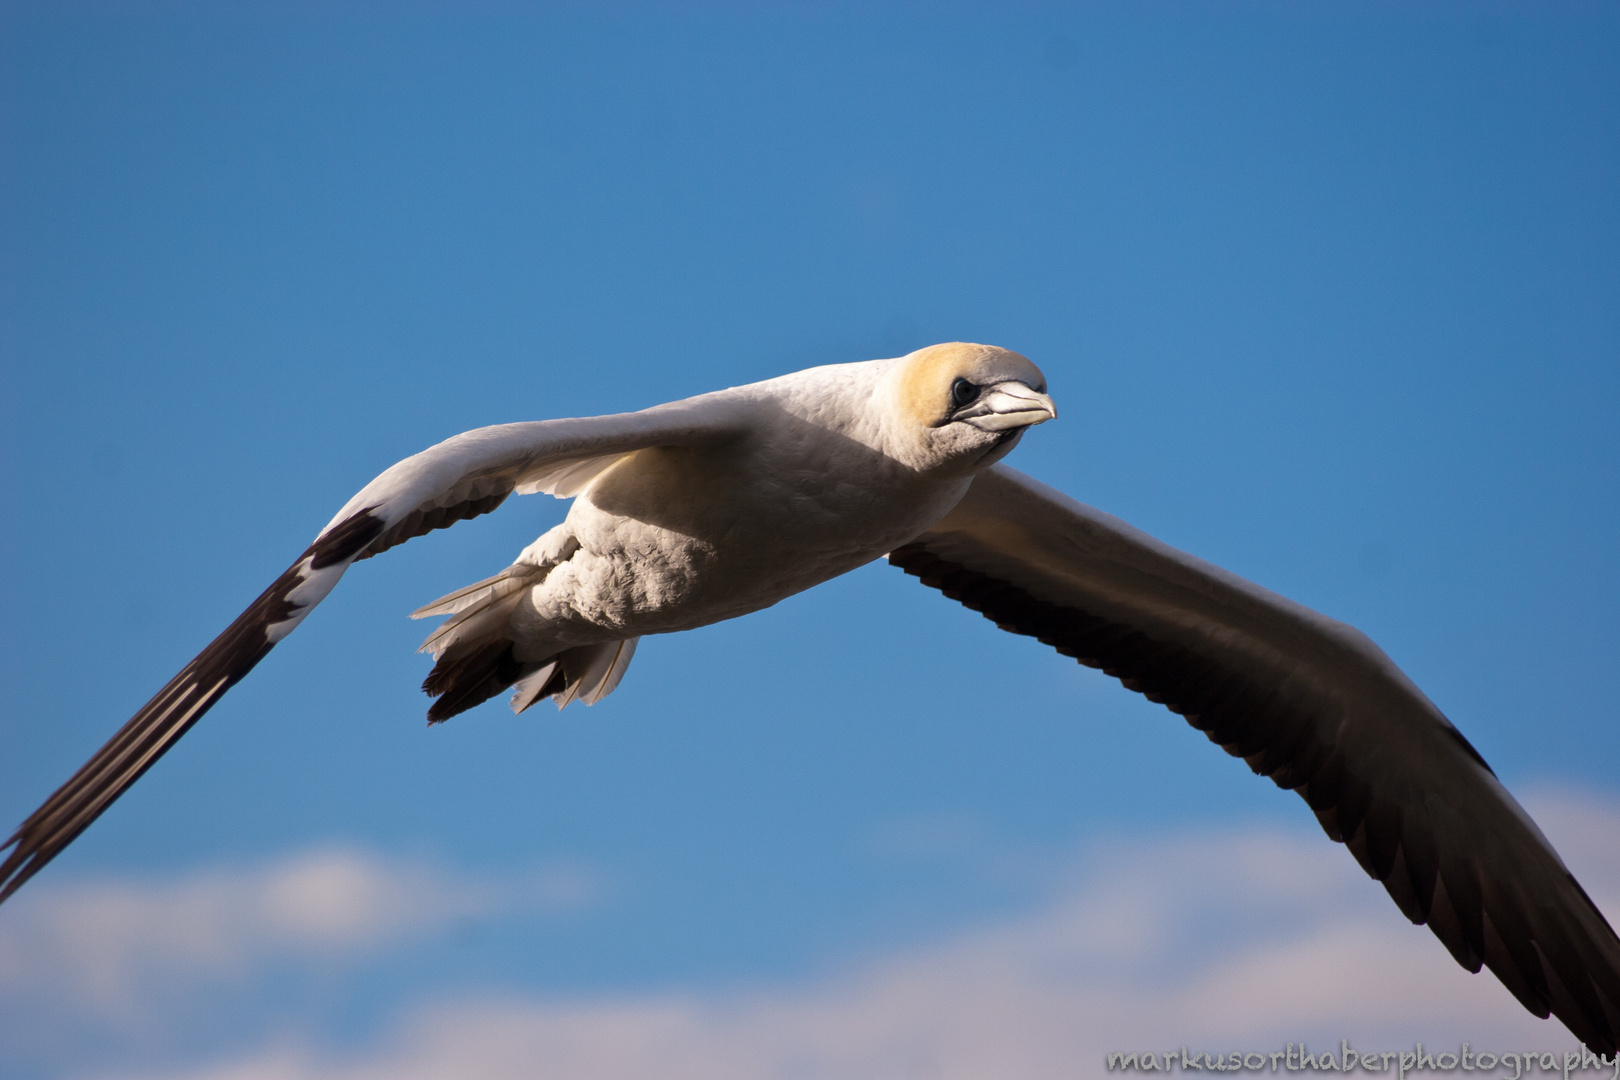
[{"left": 889, "top": 463, "right": 1620, "bottom": 1053}]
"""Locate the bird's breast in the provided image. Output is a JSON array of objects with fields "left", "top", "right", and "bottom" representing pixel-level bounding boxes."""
[{"left": 543, "top": 439, "right": 969, "bottom": 633}]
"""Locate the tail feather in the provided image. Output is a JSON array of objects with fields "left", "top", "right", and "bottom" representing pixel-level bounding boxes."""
[
  {"left": 414, "top": 551, "right": 641, "bottom": 720},
  {"left": 509, "top": 661, "right": 563, "bottom": 714},
  {"left": 423, "top": 640, "right": 526, "bottom": 723},
  {"left": 417, "top": 598, "right": 526, "bottom": 661},
  {"left": 410, "top": 565, "right": 535, "bottom": 620},
  {"left": 414, "top": 565, "right": 542, "bottom": 659},
  {"left": 581, "top": 639, "right": 638, "bottom": 705},
  {"left": 422, "top": 637, "right": 643, "bottom": 721}
]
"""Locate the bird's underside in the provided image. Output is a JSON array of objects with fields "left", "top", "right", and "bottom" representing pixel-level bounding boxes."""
[{"left": 1, "top": 344, "right": 1616, "bottom": 1053}]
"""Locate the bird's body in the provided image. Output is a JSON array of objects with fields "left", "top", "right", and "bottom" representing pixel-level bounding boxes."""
[
  {"left": 512, "top": 363, "right": 973, "bottom": 633},
  {"left": 405, "top": 347, "right": 1051, "bottom": 716},
  {"left": 3, "top": 342, "right": 1617, "bottom": 1052}
]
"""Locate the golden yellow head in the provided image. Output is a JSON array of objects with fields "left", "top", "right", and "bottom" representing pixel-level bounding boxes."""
[
  {"left": 885, "top": 342, "right": 1056, "bottom": 475},
  {"left": 896, "top": 342, "right": 1053, "bottom": 428}
]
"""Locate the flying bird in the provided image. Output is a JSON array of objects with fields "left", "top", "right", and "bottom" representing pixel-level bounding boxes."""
[{"left": 3, "top": 342, "right": 1617, "bottom": 1051}]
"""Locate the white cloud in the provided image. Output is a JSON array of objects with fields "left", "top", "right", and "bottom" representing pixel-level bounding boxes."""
[
  {"left": 0, "top": 847, "right": 602, "bottom": 1022},
  {"left": 54, "top": 788, "right": 1618, "bottom": 1080}
]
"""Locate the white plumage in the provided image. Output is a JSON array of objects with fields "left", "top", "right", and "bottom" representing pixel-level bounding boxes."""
[
  {"left": 315, "top": 344, "right": 1055, "bottom": 720},
  {"left": 2, "top": 342, "right": 1617, "bottom": 1052}
]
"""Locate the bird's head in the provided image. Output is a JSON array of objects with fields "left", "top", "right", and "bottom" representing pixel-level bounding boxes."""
[{"left": 883, "top": 342, "right": 1056, "bottom": 476}]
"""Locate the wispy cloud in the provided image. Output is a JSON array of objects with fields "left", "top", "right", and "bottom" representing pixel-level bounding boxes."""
[
  {"left": 0, "top": 847, "right": 602, "bottom": 1022},
  {"left": 37, "top": 789, "right": 1615, "bottom": 1080}
]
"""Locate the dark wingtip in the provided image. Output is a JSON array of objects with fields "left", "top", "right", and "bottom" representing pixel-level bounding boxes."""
[
  {"left": 892, "top": 540, "right": 1620, "bottom": 1054},
  {"left": 0, "top": 841, "right": 41, "bottom": 905},
  {"left": 0, "top": 514, "right": 391, "bottom": 907}
]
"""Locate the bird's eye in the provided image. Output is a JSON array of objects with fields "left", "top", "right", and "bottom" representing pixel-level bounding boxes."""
[{"left": 951, "top": 378, "right": 979, "bottom": 407}]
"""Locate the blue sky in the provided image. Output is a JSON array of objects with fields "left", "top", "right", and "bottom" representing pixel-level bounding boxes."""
[{"left": 2, "top": 4, "right": 1618, "bottom": 1078}]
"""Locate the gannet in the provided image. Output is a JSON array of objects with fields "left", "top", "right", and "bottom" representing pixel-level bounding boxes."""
[{"left": 2, "top": 343, "right": 1616, "bottom": 1051}]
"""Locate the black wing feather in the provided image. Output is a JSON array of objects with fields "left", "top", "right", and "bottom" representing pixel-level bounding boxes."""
[
  {"left": 890, "top": 525, "right": 1620, "bottom": 1053},
  {"left": 0, "top": 510, "right": 384, "bottom": 903}
]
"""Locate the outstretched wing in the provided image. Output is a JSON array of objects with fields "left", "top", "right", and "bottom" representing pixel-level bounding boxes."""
[
  {"left": 0, "top": 394, "right": 751, "bottom": 903},
  {"left": 890, "top": 463, "right": 1620, "bottom": 1053}
]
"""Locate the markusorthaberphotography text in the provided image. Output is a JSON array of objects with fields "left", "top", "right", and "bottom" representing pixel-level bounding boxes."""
[{"left": 1106, "top": 1041, "right": 1620, "bottom": 1078}]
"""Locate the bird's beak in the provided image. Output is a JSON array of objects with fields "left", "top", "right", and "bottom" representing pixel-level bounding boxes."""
[{"left": 958, "top": 381, "right": 1058, "bottom": 432}]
